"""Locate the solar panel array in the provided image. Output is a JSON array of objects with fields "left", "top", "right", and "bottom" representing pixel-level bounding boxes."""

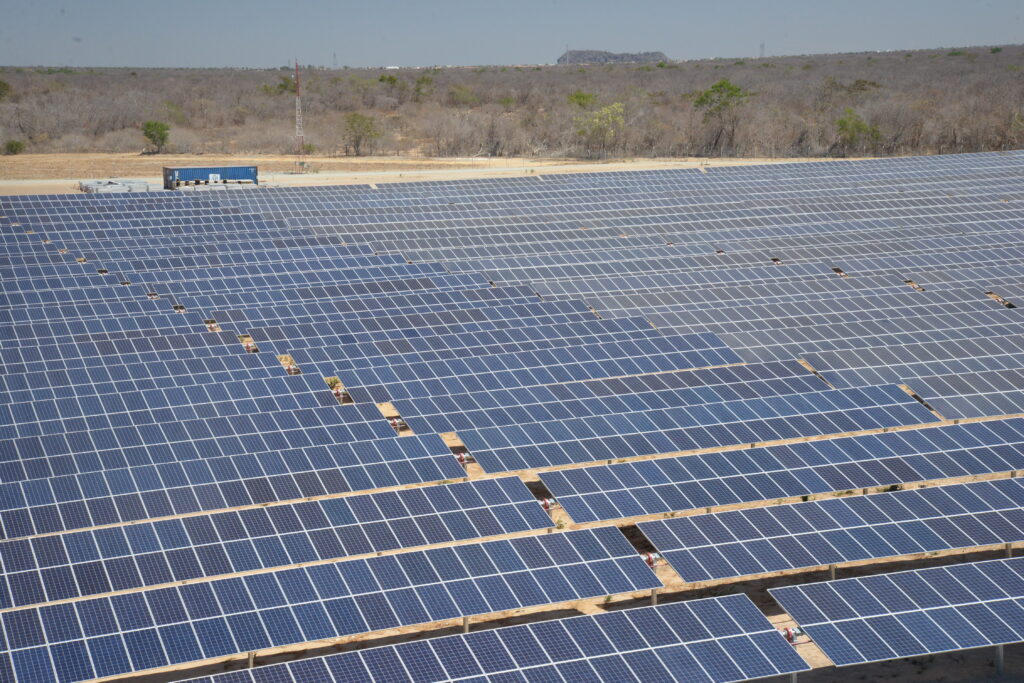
[
  {"left": 3, "top": 150, "right": 1024, "bottom": 681},
  {"left": 0, "top": 527, "right": 661, "bottom": 682},
  {"left": 185, "top": 595, "right": 810, "bottom": 683},
  {"left": 638, "top": 477, "right": 1024, "bottom": 583},
  {"left": 771, "top": 556, "right": 1024, "bottom": 667}
]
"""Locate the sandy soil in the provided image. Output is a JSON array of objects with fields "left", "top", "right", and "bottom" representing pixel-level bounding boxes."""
[{"left": 0, "top": 152, "right": 843, "bottom": 195}]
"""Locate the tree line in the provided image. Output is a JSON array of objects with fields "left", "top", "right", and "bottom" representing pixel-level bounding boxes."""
[{"left": 1, "top": 44, "right": 1022, "bottom": 159}]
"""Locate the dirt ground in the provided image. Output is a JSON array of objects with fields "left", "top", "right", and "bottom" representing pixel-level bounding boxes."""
[{"left": 0, "top": 152, "right": 842, "bottom": 195}]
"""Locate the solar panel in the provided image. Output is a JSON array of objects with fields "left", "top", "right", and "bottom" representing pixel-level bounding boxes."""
[
  {"left": 460, "top": 383, "right": 938, "bottom": 473},
  {"left": 182, "top": 595, "right": 809, "bottom": 683},
  {"left": 0, "top": 527, "right": 660, "bottom": 682},
  {"left": 770, "top": 556, "right": 1024, "bottom": 666},
  {"left": 540, "top": 419, "right": 1024, "bottom": 523},
  {"left": 0, "top": 476, "right": 553, "bottom": 606},
  {"left": 639, "top": 478, "right": 1024, "bottom": 583}
]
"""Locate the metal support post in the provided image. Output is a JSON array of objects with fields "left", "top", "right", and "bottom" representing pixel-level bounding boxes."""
[
  {"left": 996, "top": 643, "right": 1005, "bottom": 675},
  {"left": 247, "top": 652, "right": 256, "bottom": 669},
  {"left": 651, "top": 588, "right": 658, "bottom": 606},
  {"left": 829, "top": 564, "right": 836, "bottom": 581},
  {"left": 1008, "top": 543, "right": 1014, "bottom": 559},
  {"left": 462, "top": 616, "right": 470, "bottom": 634},
  {"left": 790, "top": 673, "right": 798, "bottom": 683}
]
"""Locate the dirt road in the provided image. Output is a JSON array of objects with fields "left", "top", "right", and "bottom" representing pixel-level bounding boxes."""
[{"left": 0, "top": 153, "right": 842, "bottom": 195}]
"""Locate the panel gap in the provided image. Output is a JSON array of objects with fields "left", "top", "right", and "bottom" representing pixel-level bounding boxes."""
[
  {"left": 443, "top": 432, "right": 479, "bottom": 472},
  {"left": 904, "top": 279, "right": 926, "bottom": 292},
  {"left": 325, "top": 377, "right": 354, "bottom": 404},
  {"left": 277, "top": 354, "right": 302, "bottom": 375},
  {"left": 376, "top": 402, "right": 413, "bottom": 435},
  {"left": 986, "top": 291, "right": 1017, "bottom": 308}
]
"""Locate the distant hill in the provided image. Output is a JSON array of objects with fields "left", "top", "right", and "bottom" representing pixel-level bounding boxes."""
[{"left": 557, "top": 50, "right": 669, "bottom": 65}]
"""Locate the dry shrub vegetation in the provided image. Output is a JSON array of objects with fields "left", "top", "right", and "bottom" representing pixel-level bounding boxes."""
[{"left": 1, "top": 44, "right": 1023, "bottom": 159}]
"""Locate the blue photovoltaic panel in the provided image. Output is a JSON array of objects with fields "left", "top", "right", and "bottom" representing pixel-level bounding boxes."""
[
  {"left": 0, "top": 476, "right": 553, "bottom": 607},
  {"left": 183, "top": 595, "right": 809, "bottom": 683},
  {"left": 460, "top": 383, "right": 939, "bottom": 473},
  {"left": 0, "top": 432, "right": 467, "bottom": 539},
  {"left": 394, "top": 360, "right": 830, "bottom": 434},
  {"left": 770, "top": 556, "right": 1024, "bottom": 666},
  {"left": 0, "top": 527, "right": 660, "bottom": 682},
  {"left": 639, "top": 477, "right": 1024, "bottom": 583},
  {"left": 540, "top": 419, "right": 1024, "bottom": 523}
]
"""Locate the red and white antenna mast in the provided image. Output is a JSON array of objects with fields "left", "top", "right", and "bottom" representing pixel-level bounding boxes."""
[{"left": 294, "top": 59, "right": 305, "bottom": 170}]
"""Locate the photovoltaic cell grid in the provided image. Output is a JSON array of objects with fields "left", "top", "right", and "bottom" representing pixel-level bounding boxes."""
[
  {"left": 459, "top": 383, "right": 939, "bottom": 473},
  {"left": 0, "top": 477, "right": 552, "bottom": 608},
  {"left": 638, "top": 477, "right": 1024, "bottom": 583},
  {"left": 393, "top": 360, "right": 831, "bottom": 434},
  {"left": 2, "top": 151, "right": 1024, "bottom": 681},
  {"left": 540, "top": 418, "right": 1024, "bottom": 523},
  {"left": 0, "top": 431, "right": 469, "bottom": 540},
  {"left": 331, "top": 331, "right": 743, "bottom": 403},
  {"left": 184, "top": 596, "right": 810, "bottom": 683},
  {"left": 770, "top": 556, "right": 1024, "bottom": 667},
  {"left": 0, "top": 527, "right": 660, "bottom": 683}
]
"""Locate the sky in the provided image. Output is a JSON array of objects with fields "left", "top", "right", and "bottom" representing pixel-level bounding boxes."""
[{"left": 0, "top": 0, "right": 1021, "bottom": 68}]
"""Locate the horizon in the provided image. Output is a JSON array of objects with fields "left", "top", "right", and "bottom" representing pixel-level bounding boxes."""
[{"left": 2, "top": 41, "right": 1019, "bottom": 71}]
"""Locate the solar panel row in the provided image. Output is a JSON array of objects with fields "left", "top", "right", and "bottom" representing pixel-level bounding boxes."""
[{"left": 771, "top": 556, "right": 1024, "bottom": 667}]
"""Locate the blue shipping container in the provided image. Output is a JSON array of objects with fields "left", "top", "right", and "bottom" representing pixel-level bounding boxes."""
[{"left": 163, "top": 166, "right": 258, "bottom": 189}]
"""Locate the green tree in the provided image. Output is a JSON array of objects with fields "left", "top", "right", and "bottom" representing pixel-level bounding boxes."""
[
  {"left": 574, "top": 102, "right": 625, "bottom": 158},
  {"left": 567, "top": 90, "right": 597, "bottom": 109},
  {"left": 448, "top": 84, "right": 478, "bottom": 106},
  {"left": 693, "top": 79, "right": 752, "bottom": 122},
  {"left": 692, "top": 79, "right": 753, "bottom": 155},
  {"left": 261, "top": 74, "right": 296, "bottom": 95},
  {"left": 344, "top": 112, "right": 381, "bottom": 156},
  {"left": 835, "top": 108, "right": 881, "bottom": 156},
  {"left": 412, "top": 74, "right": 434, "bottom": 102},
  {"left": 3, "top": 140, "right": 25, "bottom": 155},
  {"left": 0, "top": 80, "right": 10, "bottom": 101},
  {"left": 141, "top": 121, "right": 170, "bottom": 154}
]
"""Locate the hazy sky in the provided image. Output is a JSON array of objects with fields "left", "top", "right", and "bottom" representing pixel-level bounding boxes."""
[{"left": 1, "top": 0, "right": 1021, "bottom": 68}]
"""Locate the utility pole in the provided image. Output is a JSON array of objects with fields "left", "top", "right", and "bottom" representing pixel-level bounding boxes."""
[{"left": 294, "top": 59, "right": 305, "bottom": 171}]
